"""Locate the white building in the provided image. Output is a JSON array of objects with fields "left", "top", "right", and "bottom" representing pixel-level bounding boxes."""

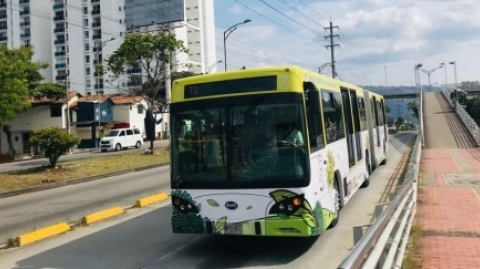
[
  {"left": 0, "top": 0, "right": 53, "bottom": 80},
  {"left": 51, "top": 0, "right": 126, "bottom": 96},
  {"left": 125, "top": 0, "right": 217, "bottom": 75}
]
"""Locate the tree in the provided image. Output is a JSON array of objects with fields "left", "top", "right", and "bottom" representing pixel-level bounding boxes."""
[
  {"left": 0, "top": 45, "right": 51, "bottom": 159},
  {"left": 407, "top": 99, "right": 419, "bottom": 119},
  {"left": 106, "top": 32, "right": 188, "bottom": 151},
  {"left": 29, "top": 127, "right": 80, "bottom": 167},
  {"left": 465, "top": 97, "right": 480, "bottom": 120}
]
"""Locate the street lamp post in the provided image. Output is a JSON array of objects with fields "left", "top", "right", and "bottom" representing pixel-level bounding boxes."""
[
  {"left": 421, "top": 66, "right": 443, "bottom": 92},
  {"left": 318, "top": 62, "right": 333, "bottom": 74},
  {"left": 206, "top": 60, "right": 223, "bottom": 74},
  {"left": 94, "top": 37, "right": 116, "bottom": 148},
  {"left": 449, "top": 61, "right": 458, "bottom": 89},
  {"left": 440, "top": 62, "right": 448, "bottom": 86},
  {"left": 223, "top": 19, "right": 251, "bottom": 71}
]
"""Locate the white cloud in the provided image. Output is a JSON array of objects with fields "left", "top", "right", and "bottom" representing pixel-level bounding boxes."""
[{"left": 214, "top": 0, "right": 480, "bottom": 86}]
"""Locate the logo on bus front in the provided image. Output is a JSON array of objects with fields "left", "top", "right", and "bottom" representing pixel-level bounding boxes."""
[{"left": 225, "top": 201, "right": 238, "bottom": 210}]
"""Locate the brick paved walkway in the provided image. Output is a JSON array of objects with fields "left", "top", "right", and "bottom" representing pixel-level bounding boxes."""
[{"left": 417, "top": 93, "right": 480, "bottom": 269}]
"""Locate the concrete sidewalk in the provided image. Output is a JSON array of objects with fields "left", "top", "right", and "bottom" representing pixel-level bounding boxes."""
[{"left": 417, "top": 92, "right": 480, "bottom": 269}]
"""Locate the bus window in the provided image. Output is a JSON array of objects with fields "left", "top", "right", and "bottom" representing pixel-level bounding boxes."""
[
  {"left": 322, "top": 91, "right": 345, "bottom": 144},
  {"left": 376, "top": 101, "right": 384, "bottom": 126},
  {"left": 358, "top": 97, "right": 367, "bottom": 131}
]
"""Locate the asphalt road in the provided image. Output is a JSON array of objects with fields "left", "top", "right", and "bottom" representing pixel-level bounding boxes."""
[
  {"left": 0, "top": 140, "right": 170, "bottom": 173},
  {"left": 0, "top": 132, "right": 417, "bottom": 269},
  {"left": 0, "top": 166, "right": 171, "bottom": 243}
]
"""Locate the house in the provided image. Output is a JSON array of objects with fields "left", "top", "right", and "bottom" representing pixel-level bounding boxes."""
[
  {"left": 0, "top": 91, "right": 81, "bottom": 159},
  {"left": 109, "top": 94, "right": 167, "bottom": 140},
  {"left": 72, "top": 95, "right": 117, "bottom": 149}
]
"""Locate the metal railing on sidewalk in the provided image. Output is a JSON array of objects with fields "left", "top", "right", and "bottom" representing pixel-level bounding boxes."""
[
  {"left": 441, "top": 87, "right": 480, "bottom": 144},
  {"left": 336, "top": 132, "right": 422, "bottom": 269}
]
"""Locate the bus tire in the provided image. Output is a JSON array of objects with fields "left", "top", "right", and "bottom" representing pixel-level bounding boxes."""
[
  {"left": 328, "top": 176, "right": 341, "bottom": 229},
  {"left": 380, "top": 141, "right": 387, "bottom": 165}
]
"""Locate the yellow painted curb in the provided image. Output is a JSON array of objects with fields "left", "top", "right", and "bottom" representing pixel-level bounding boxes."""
[
  {"left": 135, "top": 193, "right": 169, "bottom": 208},
  {"left": 82, "top": 207, "right": 124, "bottom": 225},
  {"left": 16, "top": 222, "right": 71, "bottom": 247}
]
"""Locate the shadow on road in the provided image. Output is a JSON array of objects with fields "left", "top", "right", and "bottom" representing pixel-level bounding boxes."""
[{"left": 13, "top": 206, "right": 316, "bottom": 269}]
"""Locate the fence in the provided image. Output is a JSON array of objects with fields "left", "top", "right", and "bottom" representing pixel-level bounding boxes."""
[
  {"left": 337, "top": 120, "right": 423, "bottom": 269},
  {"left": 441, "top": 87, "right": 480, "bottom": 145}
]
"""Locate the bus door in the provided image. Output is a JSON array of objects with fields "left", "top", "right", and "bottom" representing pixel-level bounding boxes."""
[
  {"left": 372, "top": 96, "right": 381, "bottom": 147},
  {"left": 349, "top": 90, "right": 362, "bottom": 162},
  {"left": 341, "top": 88, "right": 357, "bottom": 167}
]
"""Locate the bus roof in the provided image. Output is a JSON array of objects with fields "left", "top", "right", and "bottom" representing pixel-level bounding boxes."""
[{"left": 171, "top": 65, "right": 377, "bottom": 103}]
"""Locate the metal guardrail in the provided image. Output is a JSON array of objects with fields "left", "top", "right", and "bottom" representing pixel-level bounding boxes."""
[
  {"left": 441, "top": 87, "right": 480, "bottom": 144},
  {"left": 337, "top": 133, "right": 422, "bottom": 269}
]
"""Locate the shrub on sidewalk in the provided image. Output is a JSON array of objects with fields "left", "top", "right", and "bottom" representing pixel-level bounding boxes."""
[{"left": 29, "top": 127, "right": 81, "bottom": 167}]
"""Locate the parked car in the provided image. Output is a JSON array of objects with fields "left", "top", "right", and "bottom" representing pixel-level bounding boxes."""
[{"left": 100, "top": 128, "right": 143, "bottom": 152}]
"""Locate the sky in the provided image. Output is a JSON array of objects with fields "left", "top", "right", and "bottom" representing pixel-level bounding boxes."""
[{"left": 208, "top": 0, "right": 480, "bottom": 87}]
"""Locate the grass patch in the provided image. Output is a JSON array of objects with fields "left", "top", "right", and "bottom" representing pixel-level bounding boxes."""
[
  {"left": 0, "top": 147, "right": 170, "bottom": 195},
  {"left": 402, "top": 222, "right": 423, "bottom": 269}
]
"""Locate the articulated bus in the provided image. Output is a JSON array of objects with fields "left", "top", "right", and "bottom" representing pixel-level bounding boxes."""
[{"left": 169, "top": 66, "right": 388, "bottom": 237}]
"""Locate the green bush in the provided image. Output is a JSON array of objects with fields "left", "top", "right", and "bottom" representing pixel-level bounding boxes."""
[{"left": 29, "top": 127, "right": 81, "bottom": 167}]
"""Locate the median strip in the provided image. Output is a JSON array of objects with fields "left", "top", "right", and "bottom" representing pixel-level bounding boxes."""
[
  {"left": 82, "top": 207, "right": 125, "bottom": 225},
  {"left": 135, "top": 192, "right": 169, "bottom": 207},
  {"left": 15, "top": 222, "right": 71, "bottom": 247},
  {"left": 0, "top": 147, "right": 170, "bottom": 198}
]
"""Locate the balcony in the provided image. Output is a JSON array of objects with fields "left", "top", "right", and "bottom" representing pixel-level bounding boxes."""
[
  {"left": 0, "top": 25, "right": 6, "bottom": 30},
  {"left": 93, "top": 47, "right": 102, "bottom": 52},
  {"left": 0, "top": 14, "right": 7, "bottom": 20},
  {"left": 19, "top": 21, "right": 30, "bottom": 27},
  {"left": 126, "top": 68, "right": 142, "bottom": 74},
  {"left": 19, "top": 0, "right": 29, "bottom": 3},
  {"left": 53, "top": 15, "right": 65, "bottom": 21},
  {"left": 127, "top": 81, "right": 142, "bottom": 86},
  {"left": 54, "top": 39, "right": 65, "bottom": 44},
  {"left": 91, "top": 0, "right": 100, "bottom": 3},
  {"left": 0, "top": 36, "right": 7, "bottom": 41},
  {"left": 94, "top": 84, "right": 104, "bottom": 89},
  {"left": 91, "top": 10, "right": 100, "bottom": 16},
  {"left": 54, "top": 27, "right": 65, "bottom": 33},
  {"left": 53, "top": 3, "right": 64, "bottom": 10},
  {"left": 19, "top": 9, "right": 29, "bottom": 16},
  {"left": 20, "top": 33, "right": 30, "bottom": 39},
  {"left": 55, "top": 51, "right": 66, "bottom": 57},
  {"left": 92, "top": 34, "right": 101, "bottom": 40},
  {"left": 56, "top": 75, "right": 67, "bottom": 81},
  {"left": 92, "top": 22, "right": 101, "bottom": 28},
  {"left": 0, "top": 3, "right": 6, "bottom": 8},
  {"left": 55, "top": 63, "right": 66, "bottom": 69}
]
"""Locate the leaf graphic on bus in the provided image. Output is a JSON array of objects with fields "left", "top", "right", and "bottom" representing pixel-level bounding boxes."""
[
  {"left": 215, "top": 217, "right": 227, "bottom": 234},
  {"left": 301, "top": 213, "right": 316, "bottom": 228},
  {"left": 269, "top": 190, "right": 298, "bottom": 203},
  {"left": 246, "top": 206, "right": 253, "bottom": 210},
  {"left": 207, "top": 199, "right": 219, "bottom": 207}
]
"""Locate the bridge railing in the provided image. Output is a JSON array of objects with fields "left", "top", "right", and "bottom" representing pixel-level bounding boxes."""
[
  {"left": 336, "top": 132, "right": 421, "bottom": 269},
  {"left": 441, "top": 87, "right": 480, "bottom": 144}
]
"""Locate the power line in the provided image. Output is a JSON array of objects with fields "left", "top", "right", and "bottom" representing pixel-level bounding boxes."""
[{"left": 324, "top": 21, "right": 339, "bottom": 79}]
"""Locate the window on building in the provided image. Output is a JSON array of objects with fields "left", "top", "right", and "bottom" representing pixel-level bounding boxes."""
[
  {"left": 85, "top": 43, "right": 89, "bottom": 51},
  {"left": 85, "top": 55, "right": 90, "bottom": 63},
  {"left": 83, "top": 7, "right": 88, "bottom": 15},
  {"left": 84, "top": 31, "right": 89, "bottom": 38},
  {"left": 86, "top": 67, "right": 90, "bottom": 75},
  {"left": 50, "top": 105, "right": 62, "bottom": 117},
  {"left": 86, "top": 79, "right": 91, "bottom": 87},
  {"left": 84, "top": 19, "right": 88, "bottom": 26}
]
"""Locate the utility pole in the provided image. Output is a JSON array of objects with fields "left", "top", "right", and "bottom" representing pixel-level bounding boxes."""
[{"left": 324, "top": 20, "right": 339, "bottom": 79}]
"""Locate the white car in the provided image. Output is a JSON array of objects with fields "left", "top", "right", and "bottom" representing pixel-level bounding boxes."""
[{"left": 100, "top": 128, "right": 143, "bottom": 152}]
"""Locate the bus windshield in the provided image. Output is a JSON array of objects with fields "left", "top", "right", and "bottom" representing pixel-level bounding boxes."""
[{"left": 170, "top": 93, "right": 309, "bottom": 189}]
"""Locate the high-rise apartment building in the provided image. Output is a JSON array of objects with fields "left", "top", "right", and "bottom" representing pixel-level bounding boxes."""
[
  {"left": 51, "top": 0, "right": 126, "bottom": 95},
  {"left": 1, "top": 0, "right": 216, "bottom": 96},
  {"left": 125, "top": 0, "right": 217, "bottom": 75},
  {"left": 0, "top": 0, "right": 53, "bottom": 80}
]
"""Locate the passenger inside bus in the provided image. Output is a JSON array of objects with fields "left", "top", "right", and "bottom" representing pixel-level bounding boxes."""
[{"left": 275, "top": 105, "right": 304, "bottom": 145}]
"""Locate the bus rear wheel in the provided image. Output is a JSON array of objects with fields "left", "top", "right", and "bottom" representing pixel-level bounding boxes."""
[{"left": 328, "top": 178, "right": 341, "bottom": 229}]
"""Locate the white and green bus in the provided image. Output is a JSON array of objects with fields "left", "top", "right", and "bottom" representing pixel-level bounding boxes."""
[{"left": 169, "top": 66, "right": 388, "bottom": 237}]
